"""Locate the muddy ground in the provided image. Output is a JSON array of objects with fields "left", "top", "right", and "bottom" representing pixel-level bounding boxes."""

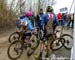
[{"left": 0, "top": 28, "right": 73, "bottom": 60}]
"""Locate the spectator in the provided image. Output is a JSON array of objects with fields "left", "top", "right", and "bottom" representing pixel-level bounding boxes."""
[
  {"left": 57, "top": 12, "right": 62, "bottom": 25},
  {"left": 36, "top": 9, "right": 44, "bottom": 30},
  {"left": 68, "top": 13, "right": 74, "bottom": 29}
]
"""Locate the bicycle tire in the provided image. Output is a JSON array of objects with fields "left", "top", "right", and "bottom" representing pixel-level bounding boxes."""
[
  {"left": 27, "top": 38, "right": 40, "bottom": 56},
  {"left": 50, "top": 38, "right": 64, "bottom": 51},
  {"left": 7, "top": 40, "right": 23, "bottom": 60},
  {"left": 9, "top": 32, "right": 20, "bottom": 43},
  {"left": 61, "top": 34, "right": 73, "bottom": 49},
  {"left": 27, "top": 30, "right": 41, "bottom": 56}
]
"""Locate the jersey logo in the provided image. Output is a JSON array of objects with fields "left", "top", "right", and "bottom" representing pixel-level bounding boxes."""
[{"left": 48, "top": 13, "right": 54, "bottom": 20}]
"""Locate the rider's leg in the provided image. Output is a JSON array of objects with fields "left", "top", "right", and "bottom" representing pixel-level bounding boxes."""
[
  {"left": 23, "top": 32, "right": 32, "bottom": 47},
  {"left": 45, "top": 35, "right": 53, "bottom": 57},
  {"left": 34, "top": 41, "right": 44, "bottom": 59},
  {"left": 39, "top": 41, "right": 44, "bottom": 57}
]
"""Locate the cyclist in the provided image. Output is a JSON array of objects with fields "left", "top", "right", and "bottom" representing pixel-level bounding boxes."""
[
  {"left": 44, "top": 6, "right": 59, "bottom": 57},
  {"left": 34, "top": 6, "right": 59, "bottom": 59},
  {"left": 35, "top": 9, "right": 46, "bottom": 59},
  {"left": 16, "top": 11, "right": 34, "bottom": 31},
  {"left": 36, "top": 9, "right": 44, "bottom": 30},
  {"left": 16, "top": 11, "right": 36, "bottom": 47},
  {"left": 68, "top": 13, "right": 74, "bottom": 29},
  {"left": 57, "top": 12, "right": 62, "bottom": 25}
]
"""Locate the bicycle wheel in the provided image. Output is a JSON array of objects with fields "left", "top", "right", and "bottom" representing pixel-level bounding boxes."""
[
  {"left": 50, "top": 38, "right": 64, "bottom": 51},
  {"left": 7, "top": 40, "right": 23, "bottom": 60},
  {"left": 9, "top": 32, "right": 20, "bottom": 43},
  {"left": 27, "top": 36, "right": 40, "bottom": 56},
  {"left": 61, "top": 34, "right": 73, "bottom": 49}
]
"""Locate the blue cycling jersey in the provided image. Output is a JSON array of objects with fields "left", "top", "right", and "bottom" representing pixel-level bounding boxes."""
[
  {"left": 42, "top": 13, "right": 59, "bottom": 26},
  {"left": 16, "top": 15, "right": 25, "bottom": 26},
  {"left": 19, "top": 15, "right": 25, "bottom": 19},
  {"left": 23, "top": 17, "right": 33, "bottom": 31},
  {"left": 38, "top": 14, "right": 45, "bottom": 28},
  {"left": 16, "top": 15, "right": 33, "bottom": 31}
]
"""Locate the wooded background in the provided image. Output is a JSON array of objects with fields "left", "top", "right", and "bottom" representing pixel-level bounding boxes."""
[{"left": 0, "top": 0, "right": 55, "bottom": 32}]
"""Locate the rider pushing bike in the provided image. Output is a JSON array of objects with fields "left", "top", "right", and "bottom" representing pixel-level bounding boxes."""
[
  {"left": 34, "top": 6, "right": 59, "bottom": 59},
  {"left": 44, "top": 6, "right": 59, "bottom": 57}
]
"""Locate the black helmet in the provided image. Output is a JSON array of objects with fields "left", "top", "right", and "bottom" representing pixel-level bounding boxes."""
[
  {"left": 46, "top": 6, "right": 53, "bottom": 12},
  {"left": 39, "top": 8, "right": 43, "bottom": 14}
]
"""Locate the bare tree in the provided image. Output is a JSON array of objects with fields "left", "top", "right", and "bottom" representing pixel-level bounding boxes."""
[{"left": 0, "top": 0, "right": 19, "bottom": 31}]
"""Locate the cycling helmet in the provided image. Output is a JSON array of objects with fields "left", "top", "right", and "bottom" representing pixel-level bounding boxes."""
[
  {"left": 25, "top": 11, "right": 33, "bottom": 17},
  {"left": 46, "top": 6, "right": 53, "bottom": 12}
]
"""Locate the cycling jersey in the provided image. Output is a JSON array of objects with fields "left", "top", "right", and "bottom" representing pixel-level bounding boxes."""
[
  {"left": 36, "top": 14, "right": 44, "bottom": 29},
  {"left": 16, "top": 15, "right": 25, "bottom": 26},
  {"left": 42, "top": 12, "right": 59, "bottom": 36},
  {"left": 16, "top": 15, "right": 33, "bottom": 31},
  {"left": 43, "top": 13, "right": 59, "bottom": 27},
  {"left": 22, "top": 17, "right": 33, "bottom": 31}
]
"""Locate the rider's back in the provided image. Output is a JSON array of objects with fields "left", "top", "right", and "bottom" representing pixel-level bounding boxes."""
[
  {"left": 46, "top": 12, "right": 54, "bottom": 34},
  {"left": 23, "top": 17, "right": 33, "bottom": 31}
]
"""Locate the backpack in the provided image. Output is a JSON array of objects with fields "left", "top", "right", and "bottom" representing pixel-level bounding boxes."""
[{"left": 46, "top": 13, "right": 54, "bottom": 34}]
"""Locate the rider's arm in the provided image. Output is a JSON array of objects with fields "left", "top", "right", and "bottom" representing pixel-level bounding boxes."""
[
  {"left": 27, "top": 20, "right": 34, "bottom": 31},
  {"left": 16, "top": 20, "right": 19, "bottom": 26}
]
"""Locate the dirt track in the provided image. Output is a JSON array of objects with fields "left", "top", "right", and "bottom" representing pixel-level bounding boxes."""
[
  {"left": 0, "top": 28, "right": 73, "bottom": 60},
  {"left": 0, "top": 31, "right": 37, "bottom": 60}
]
